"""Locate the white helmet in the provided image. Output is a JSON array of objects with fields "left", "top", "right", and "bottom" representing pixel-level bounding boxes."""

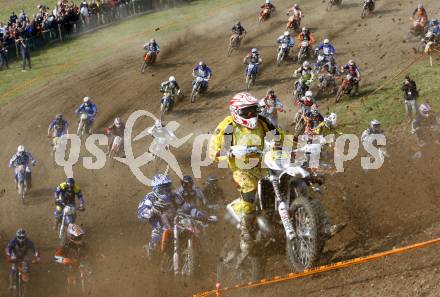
[
  {"left": 426, "top": 31, "right": 433, "bottom": 38},
  {"left": 83, "top": 96, "right": 90, "bottom": 103},
  {"left": 323, "top": 39, "right": 330, "bottom": 44},
  {"left": 348, "top": 60, "right": 355, "bottom": 66},
  {"left": 169, "top": 76, "right": 176, "bottom": 82},
  {"left": 305, "top": 90, "right": 313, "bottom": 97},
  {"left": 302, "top": 61, "right": 310, "bottom": 68},
  {"left": 419, "top": 103, "right": 431, "bottom": 117},
  {"left": 251, "top": 48, "right": 258, "bottom": 54},
  {"left": 325, "top": 113, "right": 337, "bottom": 127},
  {"left": 67, "top": 223, "right": 85, "bottom": 245},
  {"left": 284, "top": 31, "right": 290, "bottom": 36},
  {"left": 311, "top": 104, "right": 319, "bottom": 114},
  {"left": 370, "top": 119, "right": 381, "bottom": 131},
  {"left": 17, "top": 145, "right": 25, "bottom": 153},
  {"left": 266, "top": 0, "right": 271, "bottom": 3},
  {"left": 114, "top": 117, "right": 122, "bottom": 127},
  {"left": 154, "top": 119, "right": 163, "bottom": 128},
  {"left": 229, "top": 92, "right": 260, "bottom": 129}
]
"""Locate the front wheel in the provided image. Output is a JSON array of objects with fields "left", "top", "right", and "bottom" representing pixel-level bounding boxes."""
[
  {"left": 335, "top": 86, "right": 344, "bottom": 103},
  {"left": 276, "top": 50, "right": 284, "bottom": 66},
  {"left": 246, "top": 75, "right": 253, "bottom": 90},
  {"left": 181, "top": 239, "right": 196, "bottom": 278},
  {"left": 361, "top": 7, "right": 368, "bottom": 18},
  {"left": 190, "top": 89, "right": 198, "bottom": 103},
  {"left": 326, "top": 1, "right": 333, "bottom": 11},
  {"left": 140, "top": 61, "right": 147, "bottom": 74},
  {"left": 287, "top": 196, "right": 323, "bottom": 271}
]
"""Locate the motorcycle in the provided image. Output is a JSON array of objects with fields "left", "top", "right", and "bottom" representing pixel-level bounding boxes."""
[
  {"left": 316, "top": 74, "right": 337, "bottom": 98},
  {"left": 190, "top": 77, "right": 209, "bottom": 103},
  {"left": 76, "top": 113, "right": 91, "bottom": 140},
  {"left": 297, "top": 40, "right": 311, "bottom": 64},
  {"left": 293, "top": 78, "right": 309, "bottom": 100},
  {"left": 259, "top": 7, "right": 274, "bottom": 23},
  {"left": 276, "top": 42, "right": 290, "bottom": 66},
  {"left": 245, "top": 63, "right": 259, "bottom": 90},
  {"left": 140, "top": 51, "right": 157, "bottom": 74},
  {"left": 407, "top": 18, "right": 428, "bottom": 41},
  {"left": 160, "top": 90, "right": 180, "bottom": 119},
  {"left": 327, "top": 0, "right": 342, "bottom": 11},
  {"left": 57, "top": 203, "right": 81, "bottom": 247},
  {"left": 361, "top": 0, "right": 375, "bottom": 18},
  {"left": 286, "top": 15, "right": 301, "bottom": 33},
  {"left": 160, "top": 212, "right": 217, "bottom": 278},
  {"left": 335, "top": 77, "right": 355, "bottom": 103},
  {"left": 227, "top": 34, "right": 243, "bottom": 56},
  {"left": 9, "top": 259, "right": 38, "bottom": 297},
  {"left": 217, "top": 146, "right": 328, "bottom": 285},
  {"left": 15, "top": 165, "right": 30, "bottom": 204}
]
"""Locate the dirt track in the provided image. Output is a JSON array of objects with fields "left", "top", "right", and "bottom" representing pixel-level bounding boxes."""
[{"left": 0, "top": 0, "right": 439, "bottom": 296}]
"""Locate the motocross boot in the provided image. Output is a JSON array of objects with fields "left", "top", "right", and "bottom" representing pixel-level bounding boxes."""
[{"left": 236, "top": 213, "right": 256, "bottom": 269}]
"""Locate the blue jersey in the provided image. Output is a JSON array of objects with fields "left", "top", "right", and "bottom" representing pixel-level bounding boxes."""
[
  {"left": 75, "top": 102, "right": 97, "bottom": 118},
  {"left": 144, "top": 42, "right": 160, "bottom": 53},
  {"left": 193, "top": 66, "right": 212, "bottom": 79},
  {"left": 7, "top": 238, "right": 38, "bottom": 259},
  {"left": 137, "top": 191, "right": 204, "bottom": 221},
  {"left": 9, "top": 152, "right": 36, "bottom": 168},
  {"left": 315, "top": 43, "right": 335, "bottom": 56},
  {"left": 49, "top": 119, "right": 69, "bottom": 137}
]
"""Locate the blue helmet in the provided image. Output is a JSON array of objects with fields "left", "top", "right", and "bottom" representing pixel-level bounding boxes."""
[
  {"left": 431, "top": 19, "right": 439, "bottom": 26},
  {"left": 152, "top": 174, "right": 172, "bottom": 198}
]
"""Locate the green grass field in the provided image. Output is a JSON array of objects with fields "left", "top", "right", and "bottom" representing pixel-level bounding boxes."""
[
  {"left": 0, "top": 0, "right": 246, "bottom": 103},
  {"left": 0, "top": 0, "right": 60, "bottom": 22},
  {"left": 334, "top": 58, "right": 440, "bottom": 133}
]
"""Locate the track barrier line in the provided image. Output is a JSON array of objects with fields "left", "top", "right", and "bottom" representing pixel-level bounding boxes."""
[{"left": 193, "top": 236, "right": 440, "bottom": 297}]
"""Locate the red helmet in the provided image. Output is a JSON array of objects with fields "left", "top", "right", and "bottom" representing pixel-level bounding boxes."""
[{"left": 229, "top": 92, "right": 260, "bottom": 129}]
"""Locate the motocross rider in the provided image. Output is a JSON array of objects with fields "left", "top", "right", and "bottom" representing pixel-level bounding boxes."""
[
  {"left": 411, "top": 103, "right": 439, "bottom": 147},
  {"left": 202, "top": 176, "right": 226, "bottom": 206},
  {"left": 231, "top": 21, "right": 247, "bottom": 43},
  {"left": 105, "top": 117, "right": 125, "bottom": 154},
  {"left": 9, "top": 145, "right": 36, "bottom": 189},
  {"left": 303, "top": 104, "right": 324, "bottom": 135},
  {"left": 341, "top": 60, "right": 361, "bottom": 95},
  {"left": 294, "top": 90, "right": 316, "bottom": 126},
  {"left": 412, "top": 3, "right": 428, "bottom": 20},
  {"left": 428, "top": 19, "right": 440, "bottom": 39},
  {"left": 160, "top": 76, "right": 181, "bottom": 110},
  {"left": 6, "top": 229, "right": 40, "bottom": 290},
  {"left": 209, "top": 92, "right": 285, "bottom": 258},
  {"left": 294, "top": 61, "right": 315, "bottom": 92},
  {"left": 75, "top": 96, "right": 98, "bottom": 134},
  {"left": 277, "top": 31, "right": 295, "bottom": 55},
  {"left": 315, "top": 38, "right": 336, "bottom": 62},
  {"left": 287, "top": 3, "right": 304, "bottom": 19},
  {"left": 54, "top": 178, "right": 85, "bottom": 230},
  {"left": 48, "top": 114, "right": 69, "bottom": 138},
  {"left": 192, "top": 61, "right": 212, "bottom": 92},
  {"left": 297, "top": 27, "right": 316, "bottom": 45},
  {"left": 260, "top": 0, "right": 275, "bottom": 16},
  {"left": 314, "top": 113, "right": 342, "bottom": 136},
  {"left": 259, "top": 88, "right": 284, "bottom": 127},
  {"left": 177, "top": 175, "right": 207, "bottom": 208},
  {"left": 137, "top": 174, "right": 207, "bottom": 258},
  {"left": 243, "top": 48, "right": 263, "bottom": 74},
  {"left": 361, "top": 119, "right": 384, "bottom": 145},
  {"left": 144, "top": 38, "right": 160, "bottom": 55}
]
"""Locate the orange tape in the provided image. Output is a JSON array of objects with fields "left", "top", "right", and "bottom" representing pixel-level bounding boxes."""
[{"left": 193, "top": 236, "right": 440, "bottom": 297}]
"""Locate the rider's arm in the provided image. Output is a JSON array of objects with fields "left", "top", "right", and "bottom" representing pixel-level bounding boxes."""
[
  {"left": 6, "top": 239, "right": 15, "bottom": 257},
  {"left": 8, "top": 155, "right": 17, "bottom": 168},
  {"left": 75, "top": 104, "right": 84, "bottom": 114},
  {"left": 27, "top": 152, "right": 36, "bottom": 166},
  {"left": 137, "top": 194, "right": 156, "bottom": 220},
  {"left": 75, "top": 187, "right": 85, "bottom": 208},
  {"left": 27, "top": 240, "right": 39, "bottom": 258}
]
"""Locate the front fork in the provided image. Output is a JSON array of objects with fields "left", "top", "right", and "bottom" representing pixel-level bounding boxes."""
[
  {"left": 270, "top": 177, "right": 296, "bottom": 240},
  {"left": 173, "top": 225, "right": 179, "bottom": 275}
]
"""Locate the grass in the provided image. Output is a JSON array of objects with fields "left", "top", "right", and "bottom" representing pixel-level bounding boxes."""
[
  {"left": 0, "top": 0, "right": 59, "bottom": 22},
  {"left": 0, "top": 0, "right": 246, "bottom": 104},
  {"left": 333, "top": 56, "right": 440, "bottom": 133}
]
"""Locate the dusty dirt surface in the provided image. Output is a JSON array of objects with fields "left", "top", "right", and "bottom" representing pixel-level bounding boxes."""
[{"left": 0, "top": 0, "right": 439, "bottom": 296}]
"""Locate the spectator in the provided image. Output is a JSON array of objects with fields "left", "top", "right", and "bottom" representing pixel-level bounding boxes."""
[
  {"left": 0, "top": 22, "right": 6, "bottom": 37},
  {"left": 80, "top": 1, "right": 90, "bottom": 26},
  {"left": 0, "top": 39, "right": 9, "bottom": 70},
  {"left": 16, "top": 35, "right": 31, "bottom": 71},
  {"left": 9, "top": 12, "right": 18, "bottom": 25},
  {"left": 401, "top": 74, "right": 418, "bottom": 120}
]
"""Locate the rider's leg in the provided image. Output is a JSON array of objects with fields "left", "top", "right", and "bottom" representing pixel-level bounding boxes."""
[
  {"left": 8, "top": 264, "right": 16, "bottom": 290},
  {"left": 53, "top": 206, "right": 63, "bottom": 230},
  {"left": 25, "top": 166, "right": 32, "bottom": 189}
]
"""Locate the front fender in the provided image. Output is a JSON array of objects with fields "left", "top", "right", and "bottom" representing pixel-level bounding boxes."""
[{"left": 280, "top": 166, "right": 310, "bottom": 180}]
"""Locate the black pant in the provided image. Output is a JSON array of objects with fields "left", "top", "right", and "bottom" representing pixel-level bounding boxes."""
[
  {"left": 0, "top": 51, "right": 8, "bottom": 69},
  {"left": 21, "top": 52, "right": 31, "bottom": 70}
]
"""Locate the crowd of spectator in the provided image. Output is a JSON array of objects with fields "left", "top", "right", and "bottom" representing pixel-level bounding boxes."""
[{"left": 0, "top": 0, "right": 160, "bottom": 70}]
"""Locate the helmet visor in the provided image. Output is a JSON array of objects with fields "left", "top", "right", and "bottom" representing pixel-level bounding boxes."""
[{"left": 238, "top": 105, "right": 260, "bottom": 119}]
